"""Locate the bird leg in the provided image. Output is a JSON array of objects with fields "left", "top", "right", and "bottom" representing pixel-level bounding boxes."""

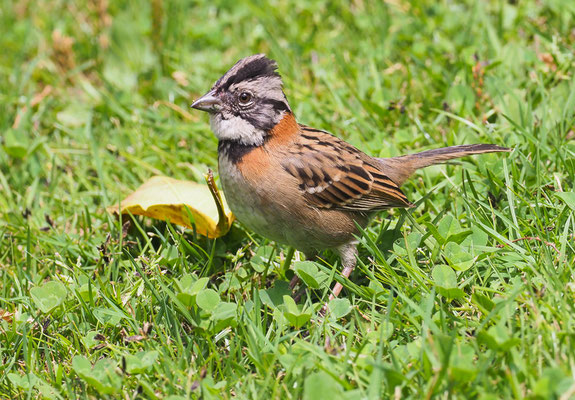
[
  {"left": 320, "top": 242, "right": 358, "bottom": 316},
  {"left": 329, "top": 242, "right": 358, "bottom": 300}
]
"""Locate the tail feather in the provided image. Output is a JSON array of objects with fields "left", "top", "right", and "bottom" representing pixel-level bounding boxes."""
[{"left": 377, "top": 144, "right": 511, "bottom": 185}]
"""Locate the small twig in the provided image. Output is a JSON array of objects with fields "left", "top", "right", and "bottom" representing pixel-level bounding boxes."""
[
  {"left": 497, "top": 236, "right": 560, "bottom": 254},
  {"left": 355, "top": 306, "right": 372, "bottom": 322}
]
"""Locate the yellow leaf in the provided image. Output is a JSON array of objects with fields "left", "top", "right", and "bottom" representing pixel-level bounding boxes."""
[{"left": 107, "top": 172, "right": 234, "bottom": 238}]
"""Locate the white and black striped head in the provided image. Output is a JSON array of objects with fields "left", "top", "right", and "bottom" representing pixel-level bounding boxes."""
[{"left": 191, "top": 54, "right": 292, "bottom": 147}]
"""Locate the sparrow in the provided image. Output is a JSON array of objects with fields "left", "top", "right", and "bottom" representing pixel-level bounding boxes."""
[{"left": 191, "top": 54, "right": 510, "bottom": 301}]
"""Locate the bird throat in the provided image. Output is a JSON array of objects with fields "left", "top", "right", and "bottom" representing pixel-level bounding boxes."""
[{"left": 217, "top": 112, "right": 299, "bottom": 164}]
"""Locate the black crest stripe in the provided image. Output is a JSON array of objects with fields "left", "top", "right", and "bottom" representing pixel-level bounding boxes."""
[{"left": 219, "top": 56, "right": 279, "bottom": 91}]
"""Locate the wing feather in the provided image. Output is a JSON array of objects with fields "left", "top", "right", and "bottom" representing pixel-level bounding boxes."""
[{"left": 282, "top": 126, "right": 413, "bottom": 211}]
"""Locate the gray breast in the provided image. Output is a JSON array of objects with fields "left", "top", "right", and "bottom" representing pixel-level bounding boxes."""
[{"left": 218, "top": 153, "right": 277, "bottom": 237}]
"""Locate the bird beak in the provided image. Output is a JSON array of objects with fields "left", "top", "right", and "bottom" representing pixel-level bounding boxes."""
[{"left": 191, "top": 91, "right": 221, "bottom": 113}]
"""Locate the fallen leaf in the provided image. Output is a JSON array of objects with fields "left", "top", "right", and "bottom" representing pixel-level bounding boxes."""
[
  {"left": 108, "top": 172, "right": 234, "bottom": 238},
  {"left": 0, "top": 309, "right": 14, "bottom": 323},
  {"left": 124, "top": 335, "right": 146, "bottom": 343}
]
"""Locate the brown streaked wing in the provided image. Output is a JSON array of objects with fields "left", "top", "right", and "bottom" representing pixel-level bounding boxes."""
[{"left": 282, "top": 126, "right": 413, "bottom": 210}]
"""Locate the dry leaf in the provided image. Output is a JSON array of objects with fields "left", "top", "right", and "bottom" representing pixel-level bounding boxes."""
[
  {"left": 108, "top": 172, "right": 234, "bottom": 238},
  {"left": 52, "top": 30, "right": 76, "bottom": 72},
  {"left": 124, "top": 335, "right": 146, "bottom": 343},
  {"left": 0, "top": 309, "right": 14, "bottom": 323}
]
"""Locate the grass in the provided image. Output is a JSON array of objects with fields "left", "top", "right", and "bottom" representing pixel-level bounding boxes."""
[{"left": 1, "top": 0, "right": 575, "bottom": 398}]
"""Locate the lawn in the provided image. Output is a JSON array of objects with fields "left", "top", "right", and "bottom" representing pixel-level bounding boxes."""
[{"left": 1, "top": 0, "right": 575, "bottom": 398}]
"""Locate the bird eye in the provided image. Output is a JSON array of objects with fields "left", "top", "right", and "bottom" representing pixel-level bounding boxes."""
[{"left": 238, "top": 91, "right": 253, "bottom": 105}]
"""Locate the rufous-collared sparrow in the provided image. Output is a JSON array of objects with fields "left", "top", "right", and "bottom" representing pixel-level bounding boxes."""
[{"left": 192, "top": 54, "right": 510, "bottom": 300}]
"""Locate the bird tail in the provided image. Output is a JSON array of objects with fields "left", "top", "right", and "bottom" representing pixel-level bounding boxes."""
[{"left": 377, "top": 144, "right": 511, "bottom": 185}]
